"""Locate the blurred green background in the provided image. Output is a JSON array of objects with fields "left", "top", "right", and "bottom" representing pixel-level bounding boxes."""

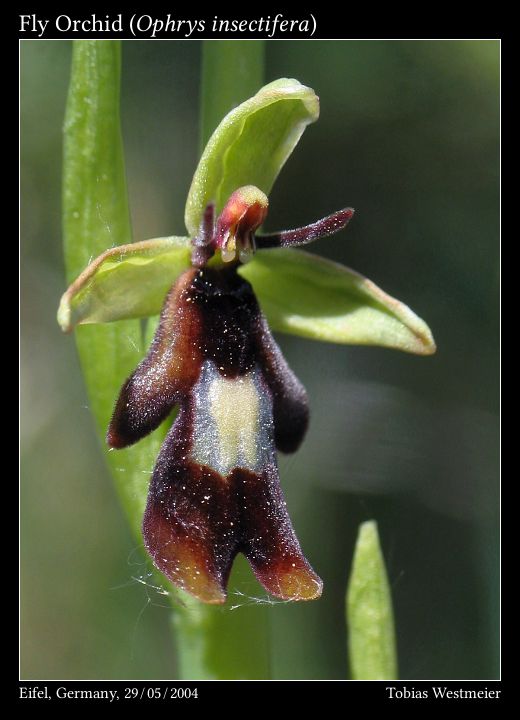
[{"left": 21, "top": 40, "right": 499, "bottom": 679}]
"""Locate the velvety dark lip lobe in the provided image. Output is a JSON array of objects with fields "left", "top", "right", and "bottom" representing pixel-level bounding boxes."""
[{"left": 143, "top": 457, "right": 322, "bottom": 604}]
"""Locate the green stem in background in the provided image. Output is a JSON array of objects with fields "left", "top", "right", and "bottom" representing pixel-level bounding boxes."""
[
  {"left": 346, "top": 521, "right": 398, "bottom": 679},
  {"left": 200, "top": 41, "right": 265, "bottom": 149},
  {"left": 172, "top": 39, "right": 271, "bottom": 681}
]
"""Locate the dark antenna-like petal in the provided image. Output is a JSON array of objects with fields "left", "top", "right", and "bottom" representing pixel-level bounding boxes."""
[
  {"left": 191, "top": 202, "right": 216, "bottom": 267},
  {"left": 256, "top": 207, "right": 354, "bottom": 249}
]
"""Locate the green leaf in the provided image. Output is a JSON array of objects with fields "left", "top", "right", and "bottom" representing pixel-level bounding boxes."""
[
  {"left": 185, "top": 78, "right": 319, "bottom": 237},
  {"left": 62, "top": 41, "right": 167, "bottom": 545},
  {"left": 240, "top": 248, "right": 436, "bottom": 355},
  {"left": 63, "top": 41, "right": 131, "bottom": 283},
  {"left": 346, "top": 521, "right": 398, "bottom": 680},
  {"left": 58, "top": 236, "right": 191, "bottom": 331}
]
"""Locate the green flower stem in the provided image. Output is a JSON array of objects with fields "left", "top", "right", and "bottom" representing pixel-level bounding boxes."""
[
  {"left": 171, "top": 39, "right": 271, "bottom": 681},
  {"left": 346, "top": 521, "right": 398, "bottom": 680}
]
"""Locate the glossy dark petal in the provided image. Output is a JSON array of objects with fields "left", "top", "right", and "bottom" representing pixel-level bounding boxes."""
[{"left": 256, "top": 208, "right": 354, "bottom": 249}]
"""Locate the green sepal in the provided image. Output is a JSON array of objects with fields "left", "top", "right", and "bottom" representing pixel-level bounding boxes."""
[
  {"left": 240, "top": 249, "right": 436, "bottom": 355},
  {"left": 185, "top": 78, "right": 319, "bottom": 237},
  {"left": 58, "top": 236, "right": 191, "bottom": 331}
]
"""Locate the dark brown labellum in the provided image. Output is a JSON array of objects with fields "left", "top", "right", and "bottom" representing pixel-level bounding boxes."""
[{"left": 108, "top": 266, "right": 322, "bottom": 603}]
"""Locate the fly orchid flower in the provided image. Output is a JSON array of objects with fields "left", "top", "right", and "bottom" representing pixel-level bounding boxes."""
[{"left": 59, "top": 78, "right": 435, "bottom": 605}]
